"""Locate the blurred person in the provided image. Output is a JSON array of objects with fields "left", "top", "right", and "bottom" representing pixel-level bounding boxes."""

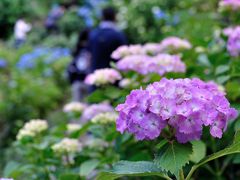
[
  {"left": 45, "top": 4, "right": 65, "bottom": 33},
  {"left": 67, "top": 28, "right": 91, "bottom": 102},
  {"left": 14, "top": 17, "right": 31, "bottom": 48},
  {"left": 88, "top": 7, "right": 127, "bottom": 71}
]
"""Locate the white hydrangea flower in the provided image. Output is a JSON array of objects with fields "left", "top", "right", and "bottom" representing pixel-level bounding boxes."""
[
  {"left": 52, "top": 138, "right": 81, "bottom": 154},
  {"left": 17, "top": 119, "right": 48, "bottom": 140},
  {"left": 63, "top": 102, "right": 86, "bottom": 113},
  {"left": 91, "top": 112, "right": 118, "bottom": 124},
  {"left": 67, "top": 124, "right": 82, "bottom": 133}
]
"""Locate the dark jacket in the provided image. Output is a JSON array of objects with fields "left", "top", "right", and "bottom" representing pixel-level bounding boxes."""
[
  {"left": 67, "top": 29, "right": 90, "bottom": 84},
  {"left": 88, "top": 24, "right": 127, "bottom": 71}
]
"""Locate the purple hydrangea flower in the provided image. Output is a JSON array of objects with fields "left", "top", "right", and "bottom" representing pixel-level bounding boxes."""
[
  {"left": 227, "top": 26, "right": 240, "bottom": 57},
  {"left": 81, "top": 103, "right": 114, "bottom": 122},
  {"left": 116, "top": 78, "right": 238, "bottom": 143}
]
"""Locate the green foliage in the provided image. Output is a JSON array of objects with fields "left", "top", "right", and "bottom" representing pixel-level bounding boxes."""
[
  {"left": 190, "top": 141, "right": 206, "bottom": 163},
  {"left": 58, "top": 7, "right": 84, "bottom": 37},
  {"left": 97, "top": 161, "right": 167, "bottom": 180},
  {"left": 186, "top": 130, "right": 240, "bottom": 179},
  {"left": 154, "top": 141, "right": 192, "bottom": 175},
  {"left": 79, "top": 159, "right": 99, "bottom": 177}
]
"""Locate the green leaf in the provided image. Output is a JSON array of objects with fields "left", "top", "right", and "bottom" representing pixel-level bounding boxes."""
[
  {"left": 190, "top": 141, "right": 206, "bottom": 163},
  {"left": 60, "top": 173, "right": 81, "bottom": 180},
  {"left": 96, "top": 161, "right": 168, "bottom": 180},
  {"left": 186, "top": 130, "right": 240, "bottom": 180},
  {"left": 79, "top": 159, "right": 99, "bottom": 177},
  {"left": 104, "top": 86, "right": 122, "bottom": 99},
  {"left": 216, "top": 75, "right": 230, "bottom": 84},
  {"left": 86, "top": 90, "right": 107, "bottom": 103},
  {"left": 3, "top": 161, "right": 20, "bottom": 177},
  {"left": 154, "top": 141, "right": 192, "bottom": 175},
  {"left": 197, "top": 54, "right": 211, "bottom": 67},
  {"left": 215, "top": 65, "right": 229, "bottom": 75}
]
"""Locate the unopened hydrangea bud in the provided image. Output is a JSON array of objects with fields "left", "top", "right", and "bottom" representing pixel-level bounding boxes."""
[{"left": 119, "top": 78, "right": 132, "bottom": 88}]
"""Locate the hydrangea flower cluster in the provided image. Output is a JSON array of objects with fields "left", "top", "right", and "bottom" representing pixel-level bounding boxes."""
[
  {"left": 116, "top": 54, "right": 186, "bottom": 75},
  {"left": 116, "top": 78, "right": 238, "bottom": 143},
  {"left": 111, "top": 45, "right": 144, "bottom": 59},
  {"left": 63, "top": 102, "right": 86, "bottom": 113},
  {"left": 52, "top": 138, "right": 81, "bottom": 154},
  {"left": 17, "top": 119, "right": 48, "bottom": 140},
  {"left": 111, "top": 37, "right": 191, "bottom": 60},
  {"left": 158, "top": 37, "right": 192, "bottom": 53},
  {"left": 223, "top": 26, "right": 239, "bottom": 36},
  {"left": 0, "top": 59, "right": 7, "bottom": 68},
  {"left": 81, "top": 103, "right": 114, "bottom": 122},
  {"left": 84, "top": 68, "right": 122, "bottom": 86},
  {"left": 91, "top": 112, "right": 118, "bottom": 124},
  {"left": 227, "top": 26, "right": 240, "bottom": 56},
  {"left": 67, "top": 123, "right": 82, "bottom": 133},
  {"left": 219, "top": 0, "right": 240, "bottom": 11}
]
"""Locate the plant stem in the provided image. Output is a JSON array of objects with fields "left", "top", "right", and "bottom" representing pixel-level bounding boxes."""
[
  {"left": 185, "top": 165, "right": 198, "bottom": 180},
  {"left": 179, "top": 169, "right": 184, "bottom": 180},
  {"left": 210, "top": 138, "right": 221, "bottom": 177}
]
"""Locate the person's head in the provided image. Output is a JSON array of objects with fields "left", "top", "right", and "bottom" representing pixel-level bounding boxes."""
[{"left": 102, "top": 7, "right": 116, "bottom": 22}]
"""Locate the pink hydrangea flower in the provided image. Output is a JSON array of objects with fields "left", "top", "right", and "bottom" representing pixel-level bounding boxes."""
[
  {"left": 84, "top": 68, "right": 122, "bottom": 86},
  {"left": 111, "top": 45, "right": 144, "bottom": 60},
  {"left": 116, "top": 54, "right": 186, "bottom": 76},
  {"left": 219, "top": 0, "right": 240, "bottom": 11},
  {"left": 159, "top": 37, "right": 192, "bottom": 52},
  {"left": 116, "top": 78, "right": 238, "bottom": 143}
]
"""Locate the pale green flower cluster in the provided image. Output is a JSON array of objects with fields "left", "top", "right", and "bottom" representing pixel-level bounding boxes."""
[
  {"left": 91, "top": 112, "right": 118, "bottom": 124},
  {"left": 67, "top": 123, "right": 82, "bottom": 133},
  {"left": 63, "top": 102, "right": 86, "bottom": 113},
  {"left": 17, "top": 119, "right": 48, "bottom": 140},
  {"left": 52, "top": 138, "right": 80, "bottom": 154}
]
